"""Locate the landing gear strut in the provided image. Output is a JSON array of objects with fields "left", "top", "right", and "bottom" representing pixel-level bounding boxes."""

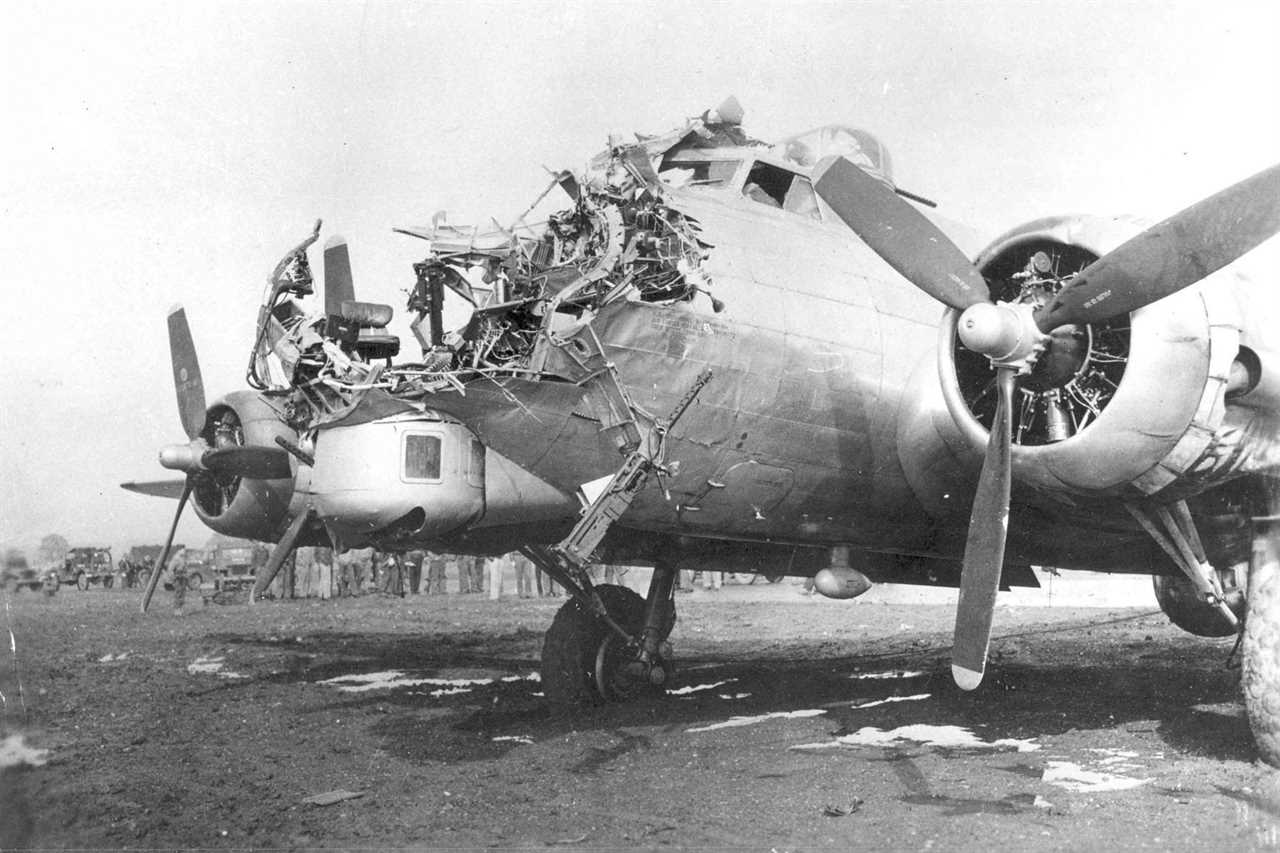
[
  {"left": 538, "top": 564, "right": 677, "bottom": 704},
  {"left": 525, "top": 371, "right": 709, "bottom": 704}
]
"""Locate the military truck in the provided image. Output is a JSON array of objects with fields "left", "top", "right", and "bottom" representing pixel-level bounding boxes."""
[
  {"left": 210, "top": 541, "right": 268, "bottom": 591},
  {"left": 58, "top": 547, "right": 115, "bottom": 590}
]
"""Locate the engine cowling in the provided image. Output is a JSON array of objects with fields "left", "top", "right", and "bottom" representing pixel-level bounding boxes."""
[
  {"left": 937, "top": 215, "right": 1242, "bottom": 500},
  {"left": 307, "top": 412, "right": 578, "bottom": 550},
  {"left": 189, "top": 390, "right": 298, "bottom": 541}
]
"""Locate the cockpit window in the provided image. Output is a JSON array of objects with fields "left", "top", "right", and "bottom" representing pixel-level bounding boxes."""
[
  {"left": 741, "top": 162, "right": 822, "bottom": 220},
  {"left": 774, "top": 125, "right": 894, "bottom": 182},
  {"left": 782, "top": 177, "right": 821, "bottom": 219},
  {"left": 658, "top": 158, "right": 741, "bottom": 189}
]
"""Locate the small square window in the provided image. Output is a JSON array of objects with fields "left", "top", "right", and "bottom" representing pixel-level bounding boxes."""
[{"left": 404, "top": 434, "right": 442, "bottom": 480}]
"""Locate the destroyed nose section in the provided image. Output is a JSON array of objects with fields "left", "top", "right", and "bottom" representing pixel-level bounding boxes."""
[{"left": 308, "top": 415, "right": 486, "bottom": 547}]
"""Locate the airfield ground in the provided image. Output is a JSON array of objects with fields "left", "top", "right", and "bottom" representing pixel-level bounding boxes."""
[{"left": 2, "top": 577, "right": 1278, "bottom": 851}]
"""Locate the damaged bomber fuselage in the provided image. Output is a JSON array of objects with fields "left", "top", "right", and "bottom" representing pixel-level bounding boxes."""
[{"left": 243, "top": 104, "right": 1279, "bottom": 583}]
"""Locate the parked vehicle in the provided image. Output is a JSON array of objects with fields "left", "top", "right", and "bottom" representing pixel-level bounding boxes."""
[
  {"left": 57, "top": 547, "right": 115, "bottom": 590},
  {"left": 2, "top": 552, "right": 43, "bottom": 592},
  {"left": 210, "top": 542, "right": 268, "bottom": 591}
]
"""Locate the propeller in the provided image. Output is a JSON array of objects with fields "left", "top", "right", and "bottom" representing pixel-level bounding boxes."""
[
  {"left": 139, "top": 480, "right": 193, "bottom": 613},
  {"left": 813, "top": 155, "right": 1280, "bottom": 688},
  {"left": 323, "top": 235, "right": 355, "bottom": 317},
  {"left": 141, "top": 306, "right": 294, "bottom": 612},
  {"left": 249, "top": 509, "right": 314, "bottom": 604}
]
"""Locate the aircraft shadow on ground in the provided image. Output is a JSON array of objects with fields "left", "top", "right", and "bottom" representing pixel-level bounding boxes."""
[{"left": 205, "top": 621, "right": 1252, "bottom": 766}]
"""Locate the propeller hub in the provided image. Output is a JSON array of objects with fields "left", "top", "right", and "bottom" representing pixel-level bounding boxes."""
[
  {"left": 957, "top": 301, "right": 1049, "bottom": 372},
  {"left": 159, "top": 442, "right": 204, "bottom": 473}
]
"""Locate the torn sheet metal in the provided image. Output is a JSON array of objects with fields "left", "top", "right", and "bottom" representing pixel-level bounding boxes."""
[{"left": 248, "top": 105, "right": 760, "bottom": 459}]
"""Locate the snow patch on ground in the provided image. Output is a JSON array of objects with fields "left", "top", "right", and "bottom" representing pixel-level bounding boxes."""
[
  {"left": 688, "top": 709, "right": 826, "bottom": 732},
  {"left": 318, "top": 670, "right": 538, "bottom": 693},
  {"left": 848, "top": 670, "right": 926, "bottom": 680},
  {"left": 0, "top": 734, "right": 49, "bottom": 769},
  {"left": 420, "top": 686, "right": 474, "bottom": 698},
  {"left": 791, "top": 724, "right": 1040, "bottom": 753},
  {"left": 187, "top": 656, "right": 247, "bottom": 679},
  {"left": 849, "top": 693, "right": 931, "bottom": 709},
  {"left": 1191, "top": 702, "right": 1245, "bottom": 718},
  {"left": 1043, "top": 759, "right": 1152, "bottom": 792},
  {"left": 670, "top": 680, "right": 734, "bottom": 696}
]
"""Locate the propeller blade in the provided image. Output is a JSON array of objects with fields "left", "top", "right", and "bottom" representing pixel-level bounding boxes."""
[
  {"left": 168, "top": 306, "right": 206, "bottom": 440},
  {"left": 952, "top": 367, "right": 1016, "bottom": 690},
  {"left": 250, "top": 509, "right": 313, "bottom": 603},
  {"left": 812, "top": 155, "right": 990, "bottom": 310},
  {"left": 202, "top": 445, "right": 293, "bottom": 480},
  {"left": 1037, "top": 162, "right": 1280, "bottom": 332},
  {"left": 141, "top": 479, "right": 193, "bottom": 613},
  {"left": 120, "top": 479, "right": 189, "bottom": 499},
  {"left": 323, "top": 235, "right": 355, "bottom": 317}
]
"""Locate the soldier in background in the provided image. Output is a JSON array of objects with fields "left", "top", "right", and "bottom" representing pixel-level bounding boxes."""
[
  {"left": 405, "top": 550, "right": 424, "bottom": 594},
  {"left": 514, "top": 552, "right": 534, "bottom": 598},
  {"left": 335, "top": 552, "right": 354, "bottom": 597},
  {"left": 379, "top": 552, "right": 404, "bottom": 597},
  {"left": 469, "top": 555, "right": 486, "bottom": 594},
  {"left": 535, "top": 565, "right": 560, "bottom": 597},
  {"left": 170, "top": 548, "right": 188, "bottom": 612},
  {"left": 119, "top": 557, "right": 137, "bottom": 589},
  {"left": 487, "top": 554, "right": 506, "bottom": 600},
  {"left": 426, "top": 552, "right": 448, "bottom": 595},
  {"left": 456, "top": 555, "right": 473, "bottom": 593}
]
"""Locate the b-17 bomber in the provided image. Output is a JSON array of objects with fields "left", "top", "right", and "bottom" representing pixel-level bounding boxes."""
[{"left": 123, "top": 97, "right": 1280, "bottom": 766}]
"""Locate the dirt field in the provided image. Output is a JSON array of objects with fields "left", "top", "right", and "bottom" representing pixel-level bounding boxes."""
[{"left": 2, "top": 579, "right": 1278, "bottom": 851}]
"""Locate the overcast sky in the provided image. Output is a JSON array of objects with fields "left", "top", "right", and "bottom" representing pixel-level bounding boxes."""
[{"left": 2, "top": 0, "right": 1277, "bottom": 556}]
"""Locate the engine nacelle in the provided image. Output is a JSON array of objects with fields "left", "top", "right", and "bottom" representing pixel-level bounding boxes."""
[
  {"left": 308, "top": 412, "right": 577, "bottom": 549},
  {"left": 936, "top": 215, "right": 1243, "bottom": 500},
  {"left": 190, "top": 391, "right": 298, "bottom": 541}
]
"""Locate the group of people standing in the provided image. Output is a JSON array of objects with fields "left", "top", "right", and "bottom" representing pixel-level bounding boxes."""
[{"left": 335, "top": 550, "right": 560, "bottom": 599}]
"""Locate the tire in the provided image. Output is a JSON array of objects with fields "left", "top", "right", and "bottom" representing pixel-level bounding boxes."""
[
  {"left": 187, "top": 573, "right": 202, "bottom": 591},
  {"left": 136, "top": 569, "right": 151, "bottom": 590},
  {"left": 76, "top": 572, "right": 88, "bottom": 591},
  {"left": 541, "top": 584, "right": 672, "bottom": 705},
  {"left": 103, "top": 575, "right": 114, "bottom": 589},
  {"left": 1152, "top": 569, "right": 1245, "bottom": 637},
  {"left": 1243, "top": 536, "right": 1280, "bottom": 768}
]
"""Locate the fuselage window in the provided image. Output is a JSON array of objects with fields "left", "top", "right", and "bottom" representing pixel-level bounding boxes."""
[{"left": 403, "top": 433, "right": 442, "bottom": 481}]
